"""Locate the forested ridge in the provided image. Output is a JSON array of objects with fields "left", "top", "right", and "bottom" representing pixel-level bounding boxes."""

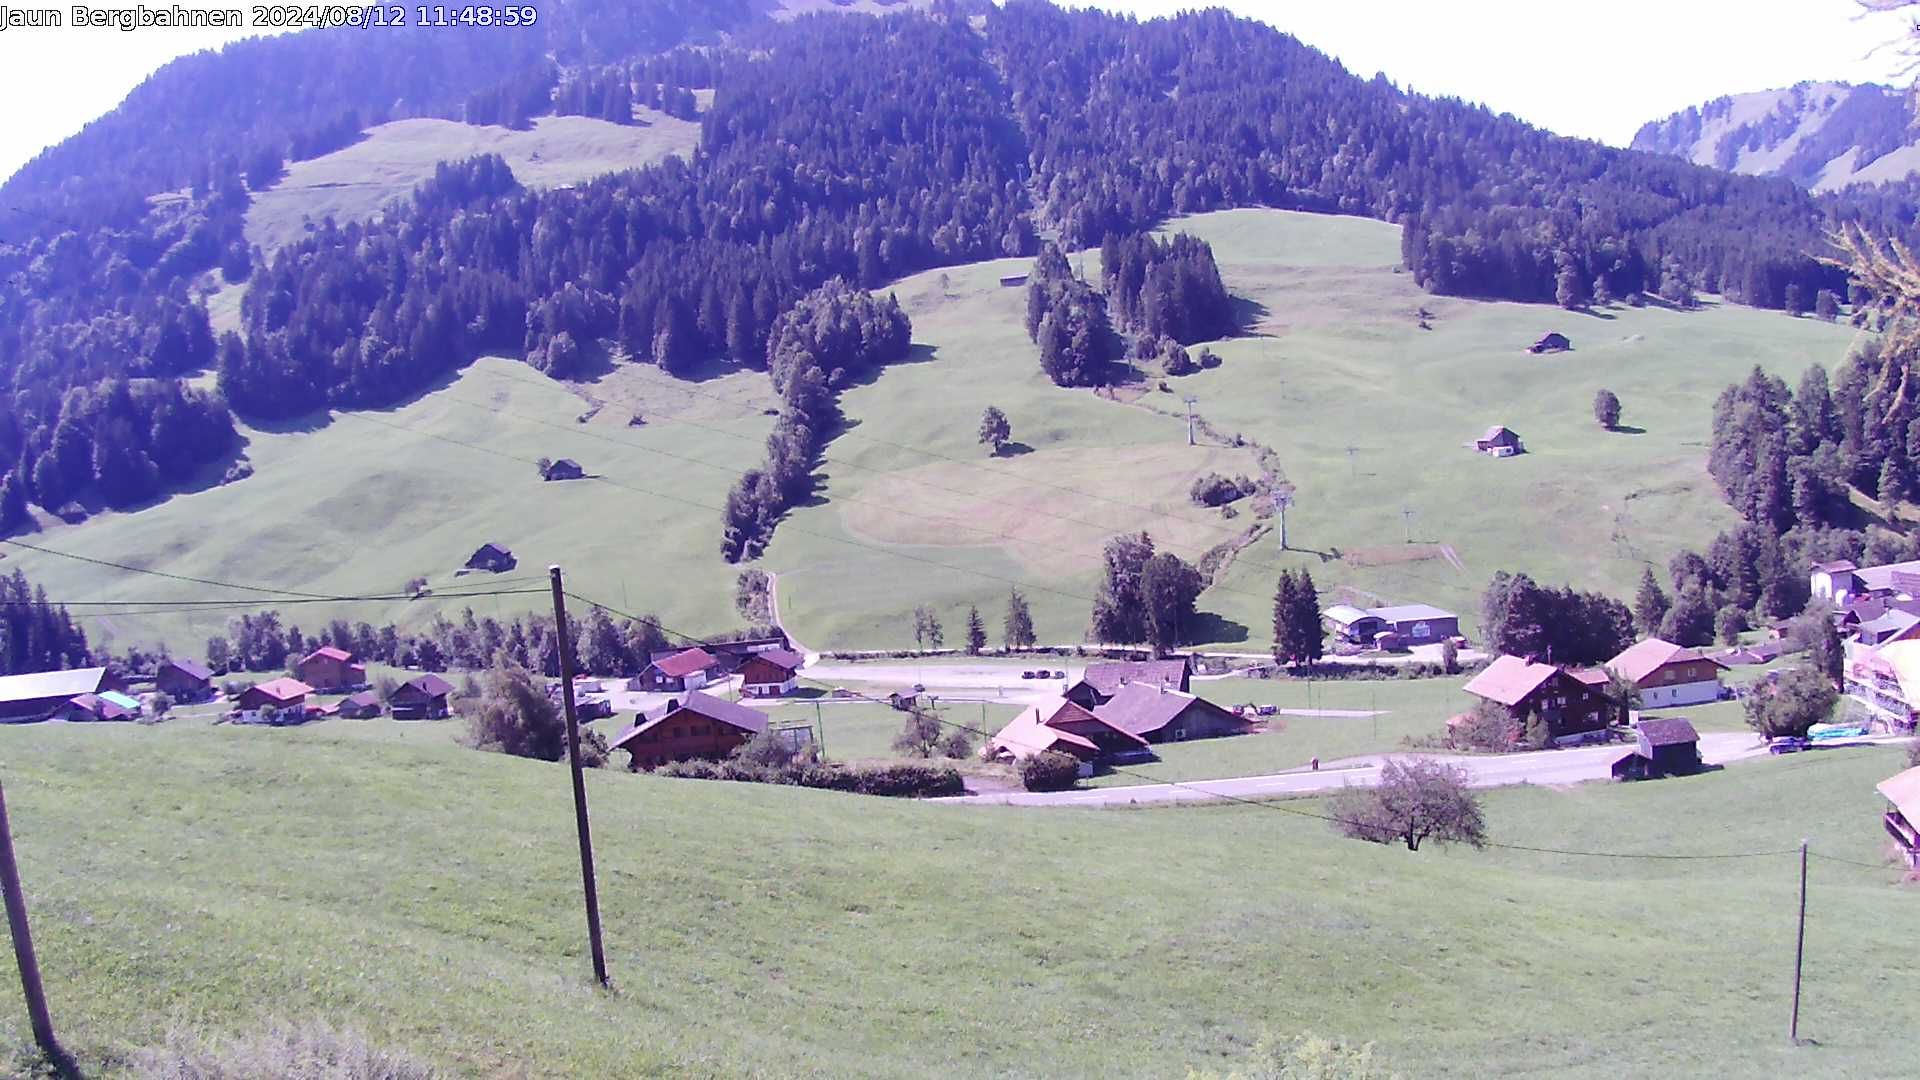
[{"left": 6, "top": 0, "right": 1920, "bottom": 552}]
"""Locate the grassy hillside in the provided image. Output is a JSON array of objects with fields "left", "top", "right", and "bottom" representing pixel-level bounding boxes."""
[
  {"left": 0, "top": 720, "right": 1908, "bottom": 1076},
  {"left": 15, "top": 209, "right": 1860, "bottom": 654},
  {"left": 245, "top": 114, "right": 701, "bottom": 253}
]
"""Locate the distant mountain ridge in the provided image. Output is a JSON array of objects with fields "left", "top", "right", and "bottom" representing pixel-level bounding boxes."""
[{"left": 1630, "top": 81, "right": 1920, "bottom": 192}]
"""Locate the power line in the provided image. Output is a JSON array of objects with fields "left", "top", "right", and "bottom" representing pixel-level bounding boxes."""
[
  {"left": 561, "top": 589, "right": 1810, "bottom": 864},
  {"left": 1, "top": 538, "right": 360, "bottom": 600}
]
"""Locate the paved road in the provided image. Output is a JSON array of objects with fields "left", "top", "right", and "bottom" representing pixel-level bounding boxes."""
[{"left": 946, "top": 732, "right": 1873, "bottom": 808}]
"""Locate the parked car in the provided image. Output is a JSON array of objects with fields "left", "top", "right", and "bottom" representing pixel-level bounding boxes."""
[
  {"left": 1051, "top": 670, "right": 1067, "bottom": 679},
  {"left": 1020, "top": 670, "right": 1036, "bottom": 680},
  {"left": 1768, "top": 736, "right": 1812, "bottom": 755}
]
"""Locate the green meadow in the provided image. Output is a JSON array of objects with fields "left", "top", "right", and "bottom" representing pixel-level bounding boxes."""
[{"left": 0, "top": 719, "right": 1909, "bottom": 1077}]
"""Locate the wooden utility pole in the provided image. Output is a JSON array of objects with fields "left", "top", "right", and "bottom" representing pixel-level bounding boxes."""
[
  {"left": 549, "top": 568, "right": 609, "bottom": 988},
  {"left": 1790, "top": 838, "right": 1808, "bottom": 1045},
  {"left": 0, "top": 778, "right": 62, "bottom": 1063}
]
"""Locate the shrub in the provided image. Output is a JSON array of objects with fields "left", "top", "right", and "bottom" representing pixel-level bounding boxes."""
[
  {"left": 1020, "top": 750, "right": 1082, "bottom": 791},
  {"left": 1190, "top": 472, "right": 1249, "bottom": 507},
  {"left": 131, "top": 1018, "right": 436, "bottom": 1079},
  {"left": 939, "top": 728, "right": 974, "bottom": 759},
  {"left": 658, "top": 757, "right": 962, "bottom": 797},
  {"left": 1448, "top": 700, "right": 1519, "bottom": 751},
  {"left": 1186, "top": 1028, "right": 1396, "bottom": 1080},
  {"left": 1198, "top": 348, "right": 1222, "bottom": 369}
]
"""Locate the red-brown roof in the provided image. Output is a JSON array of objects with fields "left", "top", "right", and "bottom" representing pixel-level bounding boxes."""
[
  {"left": 161, "top": 657, "right": 212, "bottom": 681},
  {"left": 1075, "top": 659, "right": 1189, "bottom": 698},
  {"left": 1606, "top": 638, "right": 1725, "bottom": 686},
  {"left": 302, "top": 646, "right": 354, "bottom": 664},
  {"left": 652, "top": 648, "right": 721, "bottom": 678},
  {"left": 397, "top": 673, "right": 455, "bottom": 699},
  {"left": 1636, "top": 717, "right": 1699, "bottom": 747},
  {"left": 1462, "top": 655, "right": 1562, "bottom": 707},
  {"left": 742, "top": 649, "right": 804, "bottom": 676},
  {"left": 610, "top": 690, "right": 768, "bottom": 750},
  {"left": 987, "top": 710, "right": 1100, "bottom": 760},
  {"left": 1094, "top": 683, "right": 1245, "bottom": 739},
  {"left": 250, "top": 677, "right": 314, "bottom": 703}
]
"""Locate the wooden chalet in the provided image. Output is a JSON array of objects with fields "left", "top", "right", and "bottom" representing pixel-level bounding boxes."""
[
  {"left": 155, "top": 657, "right": 214, "bottom": 701},
  {"left": 737, "top": 649, "right": 804, "bottom": 698},
  {"left": 295, "top": 646, "right": 365, "bottom": 692},
  {"left": 391, "top": 673, "right": 454, "bottom": 720},
  {"left": 1064, "top": 658, "right": 1191, "bottom": 709},
  {"left": 1093, "top": 682, "right": 1249, "bottom": 744},
  {"left": 1462, "top": 655, "right": 1612, "bottom": 743},
  {"left": 637, "top": 647, "right": 724, "bottom": 692},
  {"left": 1475, "top": 425, "right": 1524, "bottom": 457},
  {"left": 1878, "top": 765, "right": 1920, "bottom": 870},
  {"left": 611, "top": 691, "right": 769, "bottom": 771},
  {"left": 330, "top": 690, "right": 383, "bottom": 719},
  {"left": 987, "top": 697, "right": 1150, "bottom": 764},
  {"left": 236, "top": 677, "right": 314, "bottom": 716},
  {"left": 1606, "top": 638, "right": 1726, "bottom": 708}
]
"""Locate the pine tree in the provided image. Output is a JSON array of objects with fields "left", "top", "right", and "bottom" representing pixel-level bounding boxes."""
[
  {"left": 965, "top": 605, "right": 986, "bottom": 655},
  {"left": 1003, "top": 588, "right": 1035, "bottom": 651},
  {"left": 1272, "top": 570, "right": 1298, "bottom": 664},
  {"left": 1291, "top": 569, "right": 1324, "bottom": 665},
  {"left": 1633, "top": 567, "right": 1670, "bottom": 637}
]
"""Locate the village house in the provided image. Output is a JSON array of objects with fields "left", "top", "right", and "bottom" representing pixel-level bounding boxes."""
[
  {"left": 636, "top": 647, "right": 724, "bottom": 692},
  {"left": 390, "top": 673, "right": 454, "bottom": 719},
  {"left": 1461, "top": 655, "right": 1613, "bottom": 743},
  {"left": 0, "top": 667, "right": 125, "bottom": 723},
  {"left": 1063, "top": 658, "right": 1191, "bottom": 709},
  {"left": 235, "top": 677, "right": 314, "bottom": 720},
  {"left": 1606, "top": 638, "right": 1727, "bottom": 708},
  {"left": 1474, "top": 425, "right": 1524, "bottom": 457},
  {"left": 737, "top": 648, "right": 804, "bottom": 698},
  {"left": 987, "top": 697, "right": 1150, "bottom": 765},
  {"left": 1610, "top": 717, "right": 1702, "bottom": 781},
  {"left": 1877, "top": 765, "right": 1920, "bottom": 870},
  {"left": 155, "top": 657, "right": 214, "bottom": 701},
  {"left": 328, "top": 690, "right": 383, "bottom": 719},
  {"left": 1843, "top": 638, "right": 1920, "bottom": 733},
  {"left": 1810, "top": 557, "right": 1920, "bottom": 609},
  {"left": 542, "top": 458, "right": 585, "bottom": 481},
  {"left": 611, "top": 691, "right": 769, "bottom": 771},
  {"left": 57, "top": 691, "right": 142, "bottom": 722},
  {"left": 1093, "top": 682, "right": 1249, "bottom": 744},
  {"left": 465, "top": 542, "right": 516, "bottom": 573},
  {"left": 296, "top": 646, "right": 365, "bottom": 692}
]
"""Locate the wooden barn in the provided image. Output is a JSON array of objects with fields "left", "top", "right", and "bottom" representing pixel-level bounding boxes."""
[
  {"left": 1610, "top": 717, "right": 1702, "bottom": 780},
  {"left": 542, "top": 458, "right": 585, "bottom": 481},
  {"left": 611, "top": 692, "right": 769, "bottom": 771},
  {"left": 465, "top": 543, "right": 516, "bottom": 573},
  {"left": 0, "top": 667, "right": 124, "bottom": 723},
  {"left": 390, "top": 673, "right": 454, "bottom": 719},
  {"left": 1527, "top": 332, "right": 1571, "bottom": 354},
  {"left": 738, "top": 649, "right": 804, "bottom": 698},
  {"left": 331, "top": 690, "right": 383, "bottom": 719},
  {"left": 1094, "top": 683, "right": 1249, "bottom": 744},
  {"left": 1462, "top": 655, "right": 1612, "bottom": 743},
  {"left": 1064, "top": 658, "right": 1191, "bottom": 709},
  {"left": 155, "top": 658, "right": 214, "bottom": 701},
  {"left": 296, "top": 646, "right": 365, "bottom": 692},
  {"left": 637, "top": 647, "right": 723, "bottom": 692},
  {"left": 1475, "top": 425, "right": 1524, "bottom": 457}
]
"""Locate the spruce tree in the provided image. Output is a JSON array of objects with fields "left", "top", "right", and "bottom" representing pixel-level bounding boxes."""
[
  {"left": 1291, "top": 569, "right": 1324, "bottom": 665},
  {"left": 1633, "top": 567, "right": 1669, "bottom": 638},
  {"left": 1272, "top": 570, "right": 1298, "bottom": 664},
  {"left": 1003, "top": 588, "right": 1035, "bottom": 651},
  {"left": 965, "top": 605, "right": 987, "bottom": 655}
]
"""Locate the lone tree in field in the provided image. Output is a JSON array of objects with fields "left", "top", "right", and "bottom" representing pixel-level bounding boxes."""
[
  {"left": 1330, "top": 758, "right": 1486, "bottom": 852},
  {"left": 1744, "top": 665, "right": 1839, "bottom": 739},
  {"left": 1004, "top": 588, "right": 1036, "bottom": 650},
  {"left": 965, "top": 604, "right": 987, "bottom": 655},
  {"left": 1140, "top": 551, "right": 1204, "bottom": 655},
  {"left": 1814, "top": 288, "right": 1840, "bottom": 322},
  {"left": 1593, "top": 388, "right": 1621, "bottom": 430},
  {"left": 469, "top": 657, "right": 567, "bottom": 762},
  {"left": 978, "top": 405, "right": 1012, "bottom": 456}
]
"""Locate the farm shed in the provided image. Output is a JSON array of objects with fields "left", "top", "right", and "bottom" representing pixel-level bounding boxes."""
[
  {"left": 1475, "top": 425, "right": 1524, "bottom": 457},
  {"left": 465, "top": 543, "right": 516, "bottom": 573},
  {"left": 1064, "top": 658, "right": 1191, "bottom": 708},
  {"left": 332, "top": 690, "right": 383, "bottom": 719},
  {"left": 999, "top": 273, "right": 1030, "bottom": 287},
  {"left": 1462, "top": 655, "right": 1612, "bottom": 743},
  {"left": 57, "top": 692, "right": 138, "bottom": 722},
  {"left": 0, "top": 667, "right": 123, "bottom": 722},
  {"left": 1606, "top": 638, "right": 1726, "bottom": 707},
  {"left": 1367, "top": 604, "right": 1459, "bottom": 643},
  {"left": 1094, "top": 683, "right": 1249, "bottom": 744},
  {"left": 1611, "top": 717, "right": 1701, "bottom": 780},
  {"left": 611, "top": 691, "right": 769, "bottom": 771},
  {"left": 1527, "top": 332, "right": 1571, "bottom": 354},
  {"left": 542, "top": 458, "right": 585, "bottom": 481},
  {"left": 296, "top": 646, "right": 366, "bottom": 692},
  {"left": 155, "top": 658, "right": 214, "bottom": 701}
]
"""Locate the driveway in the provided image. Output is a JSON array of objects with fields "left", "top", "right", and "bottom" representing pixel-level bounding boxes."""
[{"left": 945, "top": 732, "right": 1859, "bottom": 808}]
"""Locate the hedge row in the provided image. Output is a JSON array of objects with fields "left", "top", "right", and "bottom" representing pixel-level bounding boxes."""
[{"left": 656, "top": 758, "right": 964, "bottom": 798}]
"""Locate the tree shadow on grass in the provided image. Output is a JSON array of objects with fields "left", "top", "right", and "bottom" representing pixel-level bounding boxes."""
[
  {"left": 1188, "top": 612, "right": 1250, "bottom": 645},
  {"left": 1231, "top": 294, "right": 1272, "bottom": 336},
  {"left": 1608, "top": 425, "right": 1647, "bottom": 435},
  {"left": 994, "top": 441, "right": 1036, "bottom": 457}
]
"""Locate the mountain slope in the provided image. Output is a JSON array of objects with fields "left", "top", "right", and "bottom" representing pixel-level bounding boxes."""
[{"left": 1631, "top": 81, "right": 1920, "bottom": 191}]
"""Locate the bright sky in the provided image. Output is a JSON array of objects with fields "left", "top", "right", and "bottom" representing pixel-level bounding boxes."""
[{"left": 0, "top": 0, "right": 1911, "bottom": 186}]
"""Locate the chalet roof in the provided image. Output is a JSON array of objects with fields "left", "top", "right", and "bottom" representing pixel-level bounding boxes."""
[
  {"left": 1368, "top": 603, "right": 1456, "bottom": 623},
  {"left": 652, "top": 647, "right": 721, "bottom": 678},
  {"left": 743, "top": 649, "right": 805, "bottom": 675},
  {"left": 1025, "top": 696, "right": 1148, "bottom": 746},
  {"left": 1480, "top": 425, "right": 1517, "bottom": 442},
  {"left": 0, "top": 667, "right": 109, "bottom": 704},
  {"left": 66, "top": 693, "right": 132, "bottom": 720},
  {"left": 1606, "top": 638, "right": 1725, "bottom": 685},
  {"left": 100, "top": 690, "right": 141, "bottom": 711},
  {"left": 471, "top": 542, "right": 512, "bottom": 558},
  {"left": 1636, "top": 717, "right": 1699, "bottom": 747},
  {"left": 1857, "top": 610, "right": 1920, "bottom": 642},
  {"left": 1878, "top": 765, "right": 1920, "bottom": 826},
  {"left": 250, "top": 677, "right": 313, "bottom": 703},
  {"left": 302, "top": 646, "right": 355, "bottom": 665},
  {"left": 1813, "top": 560, "right": 1857, "bottom": 574},
  {"left": 1462, "top": 655, "right": 1562, "bottom": 707},
  {"left": 342, "top": 690, "right": 382, "bottom": 708},
  {"left": 1094, "top": 683, "right": 1243, "bottom": 738},
  {"left": 553, "top": 458, "right": 581, "bottom": 469},
  {"left": 988, "top": 710, "right": 1099, "bottom": 759},
  {"left": 161, "top": 657, "right": 212, "bottom": 681},
  {"left": 1076, "top": 659, "right": 1189, "bottom": 698},
  {"left": 1854, "top": 558, "right": 1920, "bottom": 594},
  {"left": 400, "top": 673, "right": 455, "bottom": 698},
  {"left": 611, "top": 690, "right": 769, "bottom": 749},
  {"left": 1568, "top": 667, "right": 1609, "bottom": 687}
]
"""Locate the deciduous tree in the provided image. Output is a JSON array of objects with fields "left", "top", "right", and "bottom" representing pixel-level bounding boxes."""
[{"left": 1330, "top": 758, "right": 1487, "bottom": 852}]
